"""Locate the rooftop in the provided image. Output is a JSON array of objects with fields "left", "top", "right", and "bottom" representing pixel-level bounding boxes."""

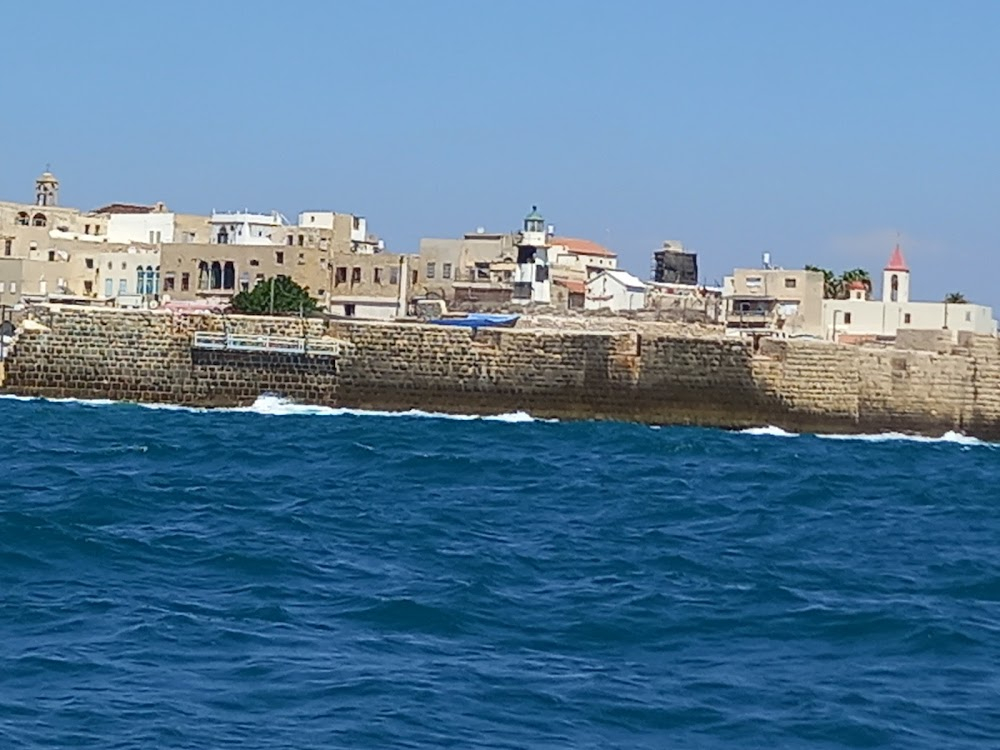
[
  {"left": 885, "top": 244, "right": 909, "bottom": 272},
  {"left": 549, "top": 236, "right": 616, "bottom": 258}
]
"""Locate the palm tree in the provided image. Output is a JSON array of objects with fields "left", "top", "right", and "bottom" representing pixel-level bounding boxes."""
[
  {"left": 839, "top": 268, "right": 872, "bottom": 297},
  {"left": 944, "top": 292, "right": 968, "bottom": 304}
]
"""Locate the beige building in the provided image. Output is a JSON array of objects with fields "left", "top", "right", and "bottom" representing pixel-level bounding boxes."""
[
  {"left": 822, "top": 246, "right": 997, "bottom": 340},
  {"left": 723, "top": 267, "right": 825, "bottom": 337},
  {"left": 159, "top": 242, "right": 412, "bottom": 319}
]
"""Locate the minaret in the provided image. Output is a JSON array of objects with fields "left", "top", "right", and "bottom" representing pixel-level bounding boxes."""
[
  {"left": 35, "top": 168, "right": 59, "bottom": 207},
  {"left": 513, "top": 206, "right": 551, "bottom": 304},
  {"left": 882, "top": 244, "right": 910, "bottom": 303}
]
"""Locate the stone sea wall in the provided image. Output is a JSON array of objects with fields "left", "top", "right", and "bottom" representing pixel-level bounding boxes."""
[{"left": 4, "top": 307, "right": 1000, "bottom": 438}]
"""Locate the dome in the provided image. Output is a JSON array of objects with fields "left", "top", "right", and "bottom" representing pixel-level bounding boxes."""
[
  {"left": 846, "top": 280, "right": 867, "bottom": 290},
  {"left": 525, "top": 205, "right": 543, "bottom": 222},
  {"left": 37, "top": 170, "right": 58, "bottom": 184}
]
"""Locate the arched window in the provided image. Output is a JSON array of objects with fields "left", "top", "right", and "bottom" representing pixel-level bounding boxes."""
[
  {"left": 32, "top": 213, "right": 47, "bottom": 227},
  {"left": 210, "top": 261, "right": 222, "bottom": 289},
  {"left": 152, "top": 265, "right": 160, "bottom": 295},
  {"left": 136, "top": 266, "right": 145, "bottom": 294},
  {"left": 217, "top": 227, "right": 229, "bottom": 245},
  {"left": 16, "top": 212, "right": 29, "bottom": 226},
  {"left": 198, "top": 261, "right": 209, "bottom": 290},
  {"left": 890, "top": 274, "right": 898, "bottom": 303},
  {"left": 222, "top": 261, "right": 235, "bottom": 290}
]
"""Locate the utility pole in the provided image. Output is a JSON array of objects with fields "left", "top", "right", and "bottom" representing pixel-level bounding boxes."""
[{"left": 269, "top": 278, "right": 275, "bottom": 315}]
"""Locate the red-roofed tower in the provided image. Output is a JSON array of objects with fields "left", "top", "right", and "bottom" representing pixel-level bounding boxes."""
[{"left": 882, "top": 244, "right": 910, "bottom": 303}]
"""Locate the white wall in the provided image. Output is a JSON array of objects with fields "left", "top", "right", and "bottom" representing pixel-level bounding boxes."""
[
  {"left": 586, "top": 274, "right": 646, "bottom": 311},
  {"left": 299, "top": 211, "right": 336, "bottom": 230},
  {"left": 98, "top": 249, "right": 161, "bottom": 299},
  {"left": 823, "top": 299, "right": 997, "bottom": 338},
  {"left": 350, "top": 216, "right": 367, "bottom": 243},
  {"left": 106, "top": 213, "right": 175, "bottom": 244}
]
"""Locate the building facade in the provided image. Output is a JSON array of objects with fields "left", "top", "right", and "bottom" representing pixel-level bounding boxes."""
[
  {"left": 822, "top": 246, "right": 997, "bottom": 340},
  {"left": 723, "top": 267, "right": 825, "bottom": 337}
]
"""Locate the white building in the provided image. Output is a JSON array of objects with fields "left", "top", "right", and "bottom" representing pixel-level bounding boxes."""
[
  {"left": 822, "top": 245, "right": 997, "bottom": 340},
  {"left": 585, "top": 269, "right": 648, "bottom": 312},
  {"left": 97, "top": 248, "right": 161, "bottom": 308},
  {"left": 106, "top": 211, "right": 175, "bottom": 245},
  {"left": 512, "top": 206, "right": 552, "bottom": 305},
  {"left": 210, "top": 210, "right": 287, "bottom": 245}
]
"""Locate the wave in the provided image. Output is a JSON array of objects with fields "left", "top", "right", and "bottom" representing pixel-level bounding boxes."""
[
  {"left": 0, "top": 393, "right": 552, "bottom": 424},
  {"left": 817, "top": 430, "right": 988, "bottom": 447},
  {"left": 739, "top": 425, "right": 799, "bottom": 437},
  {"left": 739, "top": 422, "right": 991, "bottom": 447}
]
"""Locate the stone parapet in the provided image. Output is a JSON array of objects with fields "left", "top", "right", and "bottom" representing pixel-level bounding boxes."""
[{"left": 3, "top": 306, "right": 1000, "bottom": 438}]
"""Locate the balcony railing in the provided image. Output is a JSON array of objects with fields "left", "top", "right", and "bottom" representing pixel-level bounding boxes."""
[{"left": 192, "top": 331, "right": 347, "bottom": 357}]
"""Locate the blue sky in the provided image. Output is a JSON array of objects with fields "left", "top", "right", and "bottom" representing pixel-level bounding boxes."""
[{"left": 3, "top": 1, "right": 999, "bottom": 303}]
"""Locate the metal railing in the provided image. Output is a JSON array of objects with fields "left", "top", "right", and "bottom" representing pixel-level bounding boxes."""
[{"left": 192, "top": 331, "right": 346, "bottom": 357}]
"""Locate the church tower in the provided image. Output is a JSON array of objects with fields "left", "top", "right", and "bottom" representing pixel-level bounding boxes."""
[
  {"left": 35, "top": 169, "right": 59, "bottom": 207},
  {"left": 882, "top": 244, "right": 910, "bottom": 304}
]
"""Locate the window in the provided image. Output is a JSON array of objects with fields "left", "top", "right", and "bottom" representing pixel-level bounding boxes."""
[
  {"left": 746, "top": 276, "right": 763, "bottom": 287},
  {"left": 298, "top": 235, "right": 304, "bottom": 246},
  {"left": 104, "top": 278, "right": 113, "bottom": 297},
  {"left": 250, "top": 258, "right": 259, "bottom": 267},
  {"left": 118, "top": 278, "right": 127, "bottom": 295},
  {"left": 335, "top": 266, "right": 347, "bottom": 285},
  {"left": 32, "top": 213, "right": 47, "bottom": 227},
  {"left": 298, "top": 253, "right": 305, "bottom": 265},
  {"left": 8, "top": 282, "right": 15, "bottom": 293},
  {"left": 181, "top": 272, "right": 190, "bottom": 291},
  {"left": 217, "top": 228, "right": 229, "bottom": 245},
  {"left": 352, "top": 216, "right": 361, "bottom": 230},
  {"left": 390, "top": 266, "right": 399, "bottom": 285},
  {"left": 374, "top": 267, "right": 384, "bottom": 284},
  {"left": 966, "top": 311, "right": 972, "bottom": 322},
  {"left": 121, "top": 262, "right": 127, "bottom": 270},
  {"left": 844, "top": 312, "right": 852, "bottom": 324},
  {"left": 164, "top": 273, "right": 176, "bottom": 291},
  {"left": 85, "top": 258, "right": 94, "bottom": 269},
  {"left": 426, "top": 262, "right": 436, "bottom": 279},
  {"left": 344, "top": 303, "right": 356, "bottom": 317},
  {"left": 904, "top": 313, "right": 911, "bottom": 324},
  {"left": 890, "top": 274, "right": 899, "bottom": 302},
  {"left": 3, "top": 240, "right": 10, "bottom": 256},
  {"left": 784, "top": 278, "right": 797, "bottom": 288},
  {"left": 443, "top": 263, "right": 452, "bottom": 279},
  {"left": 319, "top": 238, "right": 328, "bottom": 250},
  {"left": 84, "top": 224, "right": 91, "bottom": 235},
  {"left": 149, "top": 230, "right": 156, "bottom": 243},
  {"left": 47, "top": 251, "right": 55, "bottom": 262},
  {"left": 16, "top": 212, "right": 29, "bottom": 226},
  {"left": 275, "top": 251, "right": 284, "bottom": 265},
  {"left": 210, "top": 261, "right": 222, "bottom": 289},
  {"left": 351, "top": 267, "right": 362, "bottom": 284},
  {"left": 84, "top": 280, "right": 93, "bottom": 295},
  {"left": 0, "top": 282, "right": 5, "bottom": 293},
  {"left": 287, "top": 234, "right": 294, "bottom": 246},
  {"left": 475, "top": 262, "right": 490, "bottom": 280}
]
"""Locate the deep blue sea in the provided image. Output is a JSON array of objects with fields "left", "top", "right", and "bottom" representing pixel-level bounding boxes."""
[{"left": 1, "top": 394, "right": 998, "bottom": 749}]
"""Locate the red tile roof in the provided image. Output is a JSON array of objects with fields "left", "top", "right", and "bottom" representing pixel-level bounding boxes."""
[
  {"left": 885, "top": 244, "right": 909, "bottom": 272},
  {"left": 549, "top": 236, "right": 616, "bottom": 258},
  {"left": 553, "top": 278, "right": 586, "bottom": 294}
]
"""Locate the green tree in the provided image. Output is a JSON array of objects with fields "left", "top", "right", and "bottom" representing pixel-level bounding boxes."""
[
  {"left": 944, "top": 292, "right": 968, "bottom": 304},
  {"left": 230, "top": 275, "right": 319, "bottom": 315},
  {"left": 805, "top": 266, "right": 873, "bottom": 299}
]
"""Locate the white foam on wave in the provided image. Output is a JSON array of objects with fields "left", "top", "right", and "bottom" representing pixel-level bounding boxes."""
[
  {"left": 739, "top": 425, "right": 799, "bottom": 438},
  {"left": 817, "top": 430, "right": 987, "bottom": 447},
  {"left": 0, "top": 393, "right": 553, "bottom": 424}
]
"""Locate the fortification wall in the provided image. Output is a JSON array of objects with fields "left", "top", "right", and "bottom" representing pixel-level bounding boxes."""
[{"left": 4, "top": 307, "right": 1000, "bottom": 437}]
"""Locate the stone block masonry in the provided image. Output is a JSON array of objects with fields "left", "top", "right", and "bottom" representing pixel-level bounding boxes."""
[{"left": 4, "top": 307, "right": 1000, "bottom": 438}]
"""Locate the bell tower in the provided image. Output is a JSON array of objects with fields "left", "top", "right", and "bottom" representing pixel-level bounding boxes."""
[
  {"left": 882, "top": 244, "right": 910, "bottom": 304},
  {"left": 35, "top": 168, "right": 59, "bottom": 207}
]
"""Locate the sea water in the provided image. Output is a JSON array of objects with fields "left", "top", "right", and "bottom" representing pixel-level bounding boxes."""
[{"left": 0, "top": 395, "right": 998, "bottom": 749}]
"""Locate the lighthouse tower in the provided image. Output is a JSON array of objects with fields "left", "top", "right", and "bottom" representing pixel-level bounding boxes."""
[
  {"left": 513, "top": 206, "right": 551, "bottom": 304},
  {"left": 882, "top": 244, "right": 910, "bottom": 304}
]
